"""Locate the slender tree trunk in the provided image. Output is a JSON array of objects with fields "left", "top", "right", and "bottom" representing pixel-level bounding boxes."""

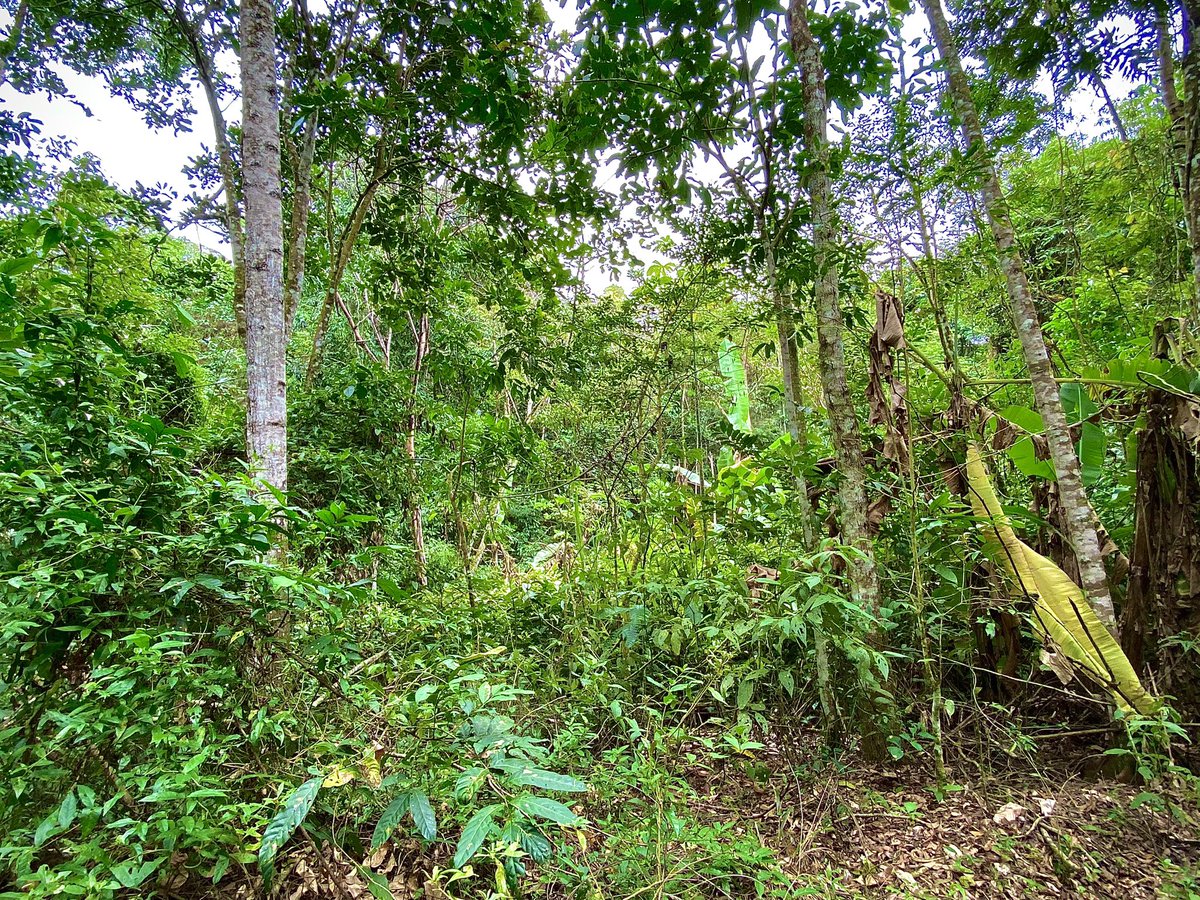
[
  {"left": 304, "top": 140, "right": 389, "bottom": 385},
  {"left": 1089, "top": 69, "right": 1129, "bottom": 144},
  {"left": 241, "top": 0, "right": 288, "bottom": 494},
  {"left": 283, "top": 120, "right": 319, "bottom": 338},
  {"left": 788, "top": 0, "right": 887, "bottom": 757},
  {"left": 170, "top": 0, "right": 247, "bottom": 341},
  {"left": 406, "top": 311, "right": 430, "bottom": 586},
  {"left": 921, "top": 0, "right": 1116, "bottom": 627},
  {"left": 0, "top": 0, "right": 29, "bottom": 88},
  {"left": 1157, "top": 7, "right": 1200, "bottom": 314}
]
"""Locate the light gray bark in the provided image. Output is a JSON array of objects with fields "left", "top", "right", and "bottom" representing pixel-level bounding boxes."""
[
  {"left": 921, "top": 0, "right": 1116, "bottom": 626},
  {"left": 1157, "top": 7, "right": 1200, "bottom": 314},
  {"left": 788, "top": 0, "right": 885, "bottom": 755},
  {"left": 240, "top": 0, "right": 288, "bottom": 494}
]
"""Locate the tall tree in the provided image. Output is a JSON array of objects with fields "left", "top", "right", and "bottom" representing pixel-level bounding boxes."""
[
  {"left": 788, "top": 0, "right": 890, "bottom": 757},
  {"left": 920, "top": 0, "right": 1117, "bottom": 626},
  {"left": 240, "top": 0, "right": 287, "bottom": 493}
]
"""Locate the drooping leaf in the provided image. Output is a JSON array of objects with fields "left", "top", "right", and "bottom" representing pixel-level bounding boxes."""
[
  {"left": 517, "top": 823, "right": 552, "bottom": 861},
  {"left": 965, "top": 445, "right": 1157, "bottom": 715},
  {"left": 1077, "top": 422, "right": 1106, "bottom": 486},
  {"left": 453, "top": 804, "right": 499, "bottom": 868},
  {"left": 998, "top": 405, "right": 1044, "bottom": 434},
  {"left": 718, "top": 338, "right": 752, "bottom": 434},
  {"left": 514, "top": 794, "right": 582, "bottom": 826},
  {"left": 408, "top": 790, "right": 437, "bottom": 841},
  {"left": 371, "top": 795, "right": 409, "bottom": 850},
  {"left": 493, "top": 758, "right": 587, "bottom": 792},
  {"left": 259, "top": 777, "right": 323, "bottom": 885}
]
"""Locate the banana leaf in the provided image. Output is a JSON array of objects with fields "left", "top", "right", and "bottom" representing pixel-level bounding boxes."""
[
  {"left": 718, "top": 338, "right": 752, "bottom": 434},
  {"left": 965, "top": 445, "right": 1158, "bottom": 715}
]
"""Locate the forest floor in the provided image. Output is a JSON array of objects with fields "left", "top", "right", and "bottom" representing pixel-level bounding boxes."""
[
  {"left": 675, "top": 730, "right": 1200, "bottom": 899},
  {"left": 245, "top": 726, "right": 1200, "bottom": 900}
]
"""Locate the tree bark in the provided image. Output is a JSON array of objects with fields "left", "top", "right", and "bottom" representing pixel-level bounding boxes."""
[
  {"left": 788, "top": 0, "right": 887, "bottom": 757},
  {"left": 304, "top": 138, "right": 389, "bottom": 385},
  {"left": 1157, "top": 7, "right": 1200, "bottom": 314},
  {"left": 405, "top": 310, "right": 430, "bottom": 587},
  {"left": 921, "top": 0, "right": 1117, "bottom": 627},
  {"left": 241, "top": 0, "right": 288, "bottom": 494},
  {"left": 0, "top": 0, "right": 29, "bottom": 88},
  {"left": 169, "top": 0, "right": 247, "bottom": 341}
]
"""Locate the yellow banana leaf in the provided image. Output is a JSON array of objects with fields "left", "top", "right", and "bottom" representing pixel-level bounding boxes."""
[{"left": 965, "top": 445, "right": 1158, "bottom": 715}]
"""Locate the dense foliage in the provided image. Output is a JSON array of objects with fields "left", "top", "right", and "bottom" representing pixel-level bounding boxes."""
[{"left": 2, "top": 0, "right": 1200, "bottom": 897}]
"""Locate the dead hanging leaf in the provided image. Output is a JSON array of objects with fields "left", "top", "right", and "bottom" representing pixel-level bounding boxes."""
[
  {"left": 867, "top": 291, "right": 910, "bottom": 469},
  {"left": 965, "top": 445, "right": 1159, "bottom": 715},
  {"left": 875, "top": 290, "right": 906, "bottom": 349},
  {"left": 991, "top": 416, "right": 1016, "bottom": 452},
  {"left": 746, "top": 564, "right": 780, "bottom": 599},
  {"left": 1040, "top": 646, "right": 1075, "bottom": 685},
  {"left": 867, "top": 493, "right": 893, "bottom": 534}
]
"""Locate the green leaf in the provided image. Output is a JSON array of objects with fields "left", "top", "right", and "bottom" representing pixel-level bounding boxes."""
[
  {"left": 112, "top": 859, "right": 161, "bottom": 889},
  {"left": 408, "top": 790, "right": 437, "bottom": 841},
  {"left": 1007, "top": 436, "right": 1054, "bottom": 480},
  {"left": 358, "top": 865, "right": 395, "bottom": 900},
  {"left": 259, "top": 777, "right": 322, "bottom": 885},
  {"left": 517, "top": 823, "right": 552, "bottom": 861},
  {"left": 718, "top": 338, "right": 752, "bottom": 433},
  {"left": 736, "top": 678, "right": 754, "bottom": 709},
  {"left": 513, "top": 772, "right": 588, "bottom": 792},
  {"left": 998, "top": 405, "right": 1044, "bottom": 434},
  {"left": 1077, "top": 422, "right": 1106, "bottom": 486},
  {"left": 453, "top": 804, "right": 499, "bottom": 868},
  {"left": 371, "top": 795, "right": 409, "bottom": 849},
  {"left": 503, "top": 763, "right": 587, "bottom": 793},
  {"left": 1060, "top": 383, "right": 1098, "bottom": 423},
  {"left": 57, "top": 789, "right": 78, "bottom": 828},
  {"left": 514, "top": 794, "right": 582, "bottom": 826}
]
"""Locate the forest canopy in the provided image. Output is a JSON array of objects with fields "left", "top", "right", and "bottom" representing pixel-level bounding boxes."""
[{"left": 1, "top": 0, "right": 1200, "bottom": 897}]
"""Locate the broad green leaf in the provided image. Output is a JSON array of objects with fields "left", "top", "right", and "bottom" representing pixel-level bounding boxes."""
[
  {"left": 514, "top": 794, "right": 582, "bottom": 826},
  {"left": 358, "top": 865, "right": 395, "bottom": 900},
  {"left": 371, "top": 795, "right": 409, "bottom": 849},
  {"left": 1007, "top": 435, "right": 1055, "bottom": 480},
  {"left": 1059, "top": 383, "right": 1098, "bottom": 424},
  {"left": 736, "top": 678, "right": 754, "bottom": 709},
  {"left": 453, "top": 804, "right": 499, "bottom": 868},
  {"left": 998, "top": 405, "right": 1044, "bottom": 434},
  {"left": 112, "top": 859, "right": 161, "bottom": 889},
  {"left": 517, "top": 823, "right": 552, "bottom": 861},
  {"left": 259, "top": 777, "right": 322, "bottom": 885},
  {"left": 408, "top": 790, "right": 437, "bottom": 841},
  {"left": 718, "top": 338, "right": 752, "bottom": 434},
  {"left": 1077, "top": 422, "right": 1106, "bottom": 486},
  {"left": 508, "top": 765, "right": 587, "bottom": 793}
]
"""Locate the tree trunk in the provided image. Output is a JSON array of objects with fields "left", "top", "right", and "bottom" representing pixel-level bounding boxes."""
[
  {"left": 170, "top": 0, "right": 247, "bottom": 341},
  {"left": 788, "top": 0, "right": 887, "bottom": 758},
  {"left": 240, "top": 0, "right": 288, "bottom": 494},
  {"left": 1157, "top": 7, "right": 1200, "bottom": 314},
  {"left": 283, "top": 119, "right": 319, "bottom": 338},
  {"left": 304, "top": 140, "right": 389, "bottom": 385},
  {"left": 921, "top": 0, "right": 1117, "bottom": 627},
  {"left": 0, "top": 0, "right": 29, "bottom": 88},
  {"left": 405, "top": 311, "right": 430, "bottom": 587}
]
